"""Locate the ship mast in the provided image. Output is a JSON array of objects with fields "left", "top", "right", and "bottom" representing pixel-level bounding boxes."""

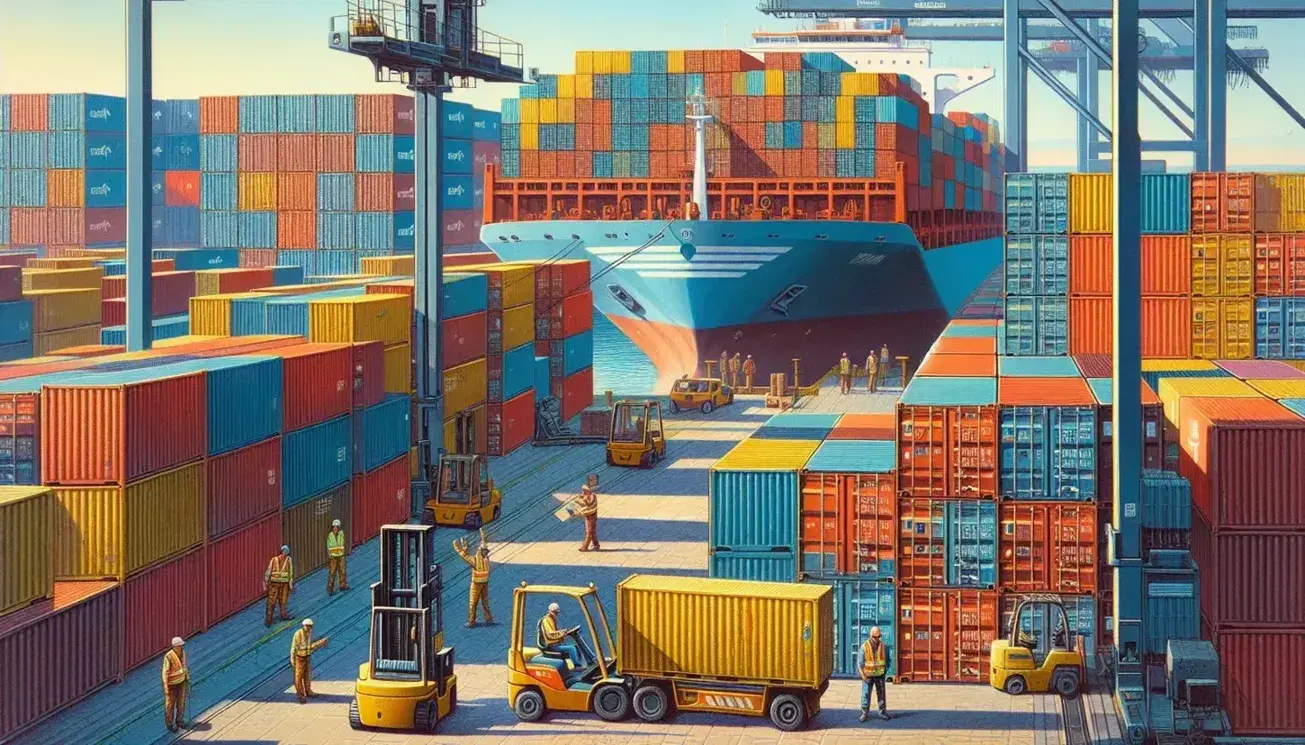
[{"left": 686, "top": 90, "right": 712, "bottom": 219}]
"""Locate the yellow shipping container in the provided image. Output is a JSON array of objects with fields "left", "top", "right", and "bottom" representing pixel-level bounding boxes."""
[
  {"left": 840, "top": 72, "right": 880, "bottom": 96},
  {"left": 52, "top": 461, "right": 205, "bottom": 580},
  {"left": 444, "top": 358, "right": 488, "bottom": 414},
  {"left": 519, "top": 98, "right": 541, "bottom": 124},
  {"left": 1158, "top": 376, "right": 1259, "bottom": 424},
  {"left": 1245, "top": 379, "right": 1305, "bottom": 400},
  {"left": 32, "top": 324, "right": 99, "bottom": 356},
  {"left": 443, "top": 403, "right": 487, "bottom": 456},
  {"left": 80, "top": 248, "right": 126, "bottom": 260},
  {"left": 21, "top": 266, "right": 104, "bottom": 291},
  {"left": 47, "top": 169, "right": 86, "bottom": 207},
  {"left": 835, "top": 121, "right": 855, "bottom": 149},
  {"left": 835, "top": 96, "right": 854, "bottom": 123},
  {"left": 764, "top": 69, "right": 786, "bottom": 96},
  {"left": 1191, "top": 297, "right": 1253, "bottom": 360},
  {"left": 361, "top": 255, "right": 415, "bottom": 276},
  {"left": 667, "top": 50, "right": 685, "bottom": 73},
  {"left": 500, "top": 303, "right": 535, "bottom": 352},
  {"left": 540, "top": 98, "right": 559, "bottom": 124},
  {"left": 0, "top": 486, "right": 54, "bottom": 616},
  {"left": 189, "top": 295, "right": 236, "bottom": 336},
  {"left": 714, "top": 438, "right": 821, "bottom": 471},
  {"left": 574, "top": 74, "right": 594, "bottom": 99},
  {"left": 731, "top": 72, "right": 749, "bottom": 96},
  {"left": 454, "top": 263, "right": 536, "bottom": 308},
  {"left": 383, "top": 342, "right": 412, "bottom": 394},
  {"left": 520, "top": 122, "right": 539, "bottom": 151},
  {"left": 27, "top": 258, "right": 97, "bottom": 270},
  {"left": 557, "top": 75, "right": 576, "bottom": 99},
  {"left": 1191, "top": 235, "right": 1252, "bottom": 297},
  {"left": 24, "top": 288, "right": 101, "bottom": 332},
  {"left": 611, "top": 50, "right": 631, "bottom": 74},
  {"left": 1142, "top": 358, "right": 1217, "bottom": 372},
  {"left": 309, "top": 294, "right": 412, "bottom": 346},
  {"left": 1068, "top": 173, "right": 1113, "bottom": 234},
  {"left": 238, "top": 172, "right": 277, "bottom": 211},
  {"left": 1253, "top": 173, "right": 1305, "bottom": 233},
  {"left": 616, "top": 575, "right": 834, "bottom": 688},
  {"left": 575, "top": 51, "right": 594, "bottom": 75}
]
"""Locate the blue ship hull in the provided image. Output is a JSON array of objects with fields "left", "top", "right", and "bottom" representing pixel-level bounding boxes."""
[{"left": 481, "top": 219, "right": 1001, "bottom": 390}]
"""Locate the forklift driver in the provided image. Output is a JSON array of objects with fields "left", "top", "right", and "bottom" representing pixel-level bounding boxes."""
[{"left": 538, "top": 602, "right": 596, "bottom": 670}]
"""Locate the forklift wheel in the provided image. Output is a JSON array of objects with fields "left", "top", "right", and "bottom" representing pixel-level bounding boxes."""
[
  {"left": 413, "top": 700, "right": 438, "bottom": 732},
  {"left": 513, "top": 689, "right": 546, "bottom": 722},
  {"left": 1003, "top": 675, "right": 1028, "bottom": 696},
  {"left": 348, "top": 699, "right": 364, "bottom": 730},
  {"left": 593, "top": 684, "right": 632, "bottom": 722},
  {"left": 701, "top": 401, "right": 714, "bottom": 415},
  {"left": 669, "top": 401, "right": 680, "bottom": 414},
  {"left": 491, "top": 506, "right": 500, "bottom": 522},
  {"left": 420, "top": 508, "right": 435, "bottom": 527},
  {"left": 448, "top": 684, "right": 458, "bottom": 716},
  {"left": 468, "top": 512, "right": 483, "bottom": 529},
  {"left": 1053, "top": 671, "right": 1080, "bottom": 698}
]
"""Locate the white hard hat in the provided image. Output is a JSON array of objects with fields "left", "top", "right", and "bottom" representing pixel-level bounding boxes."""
[
  {"left": 870, "top": 626, "right": 882, "bottom": 638},
  {"left": 303, "top": 618, "right": 314, "bottom": 626},
  {"left": 171, "top": 637, "right": 185, "bottom": 647},
  {"left": 548, "top": 603, "right": 560, "bottom": 613},
  {"left": 280, "top": 545, "right": 290, "bottom": 554},
  {"left": 332, "top": 519, "right": 341, "bottom": 527}
]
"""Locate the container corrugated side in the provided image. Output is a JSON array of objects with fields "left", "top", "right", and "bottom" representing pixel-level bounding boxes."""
[
  {"left": 207, "top": 512, "right": 281, "bottom": 626},
  {"left": 21, "top": 267, "right": 103, "bottom": 292},
  {"left": 443, "top": 272, "right": 489, "bottom": 318},
  {"left": 444, "top": 357, "right": 488, "bottom": 414},
  {"left": 0, "top": 486, "right": 53, "bottom": 615},
  {"left": 361, "top": 395, "right": 410, "bottom": 472},
  {"left": 1213, "top": 628, "right": 1305, "bottom": 736},
  {"left": 52, "top": 460, "right": 205, "bottom": 580},
  {"left": 710, "top": 469, "right": 801, "bottom": 551},
  {"left": 1191, "top": 516, "right": 1305, "bottom": 627},
  {"left": 309, "top": 293, "right": 411, "bottom": 346},
  {"left": 351, "top": 455, "right": 409, "bottom": 546},
  {"left": 282, "top": 482, "right": 351, "bottom": 578},
  {"left": 1068, "top": 173, "right": 1111, "bottom": 234},
  {"left": 817, "top": 578, "right": 897, "bottom": 678},
  {"left": 206, "top": 436, "right": 281, "bottom": 540},
  {"left": 24, "top": 288, "right": 101, "bottom": 332},
  {"left": 282, "top": 414, "right": 352, "bottom": 509},
  {"left": 270, "top": 343, "right": 353, "bottom": 431},
  {"left": 0, "top": 582, "right": 122, "bottom": 742},
  {"left": 382, "top": 342, "right": 411, "bottom": 394},
  {"left": 1246, "top": 378, "right": 1305, "bottom": 400},
  {"left": 1158, "top": 376, "right": 1258, "bottom": 424},
  {"left": 1140, "top": 173, "right": 1192, "bottom": 234},
  {"left": 122, "top": 546, "right": 205, "bottom": 671},
  {"left": 616, "top": 575, "right": 833, "bottom": 688}
]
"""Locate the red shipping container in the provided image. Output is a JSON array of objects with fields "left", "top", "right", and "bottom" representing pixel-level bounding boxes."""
[
  {"left": 0, "top": 265, "right": 20, "bottom": 303},
  {"left": 1142, "top": 296, "right": 1192, "bottom": 358},
  {"left": 549, "top": 290, "right": 593, "bottom": 339},
  {"left": 206, "top": 512, "right": 282, "bottom": 626},
  {"left": 41, "top": 372, "right": 207, "bottom": 485},
  {"left": 444, "top": 311, "right": 488, "bottom": 369},
  {"left": 1212, "top": 628, "right": 1305, "bottom": 736},
  {"left": 9, "top": 94, "right": 49, "bottom": 131},
  {"left": 164, "top": 171, "right": 201, "bottom": 207},
  {"left": 1069, "top": 296, "right": 1112, "bottom": 355},
  {"left": 351, "top": 455, "right": 410, "bottom": 547},
  {"left": 316, "top": 134, "right": 355, "bottom": 172},
  {"left": 122, "top": 547, "right": 205, "bottom": 672},
  {"left": 1191, "top": 516, "right": 1305, "bottom": 627},
  {"left": 211, "top": 267, "right": 275, "bottom": 294},
  {"left": 487, "top": 388, "right": 534, "bottom": 456},
  {"left": 799, "top": 472, "right": 895, "bottom": 577},
  {"left": 277, "top": 134, "right": 317, "bottom": 171},
  {"left": 269, "top": 343, "right": 354, "bottom": 431},
  {"left": 442, "top": 209, "right": 478, "bottom": 246},
  {"left": 45, "top": 208, "right": 84, "bottom": 245},
  {"left": 207, "top": 436, "right": 281, "bottom": 539},
  {"left": 897, "top": 405, "right": 997, "bottom": 498},
  {"left": 356, "top": 94, "right": 414, "bottom": 135},
  {"left": 997, "top": 502, "right": 1097, "bottom": 594},
  {"left": 276, "top": 172, "right": 316, "bottom": 212},
  {"left": 10, "top": 208, "right": 48, "bottom": 246},
  {"left": 199, "top": 96, "right": 239, "bottom": 134},
  {"left": 153, "top": 270, "right": 197, "bottom": 317},
  {"left": 551, "top": 366, "right": 593, "bottom": 423},
  {"left": 1254, "top": 233, "right": 1305, "bottom": 296},
  {"left": 355, "top": 173, "right": 396, "bottom": 211},
  {"left": 828, "top": 413, "right": 895, "bottom": 441},
  {"left": 1178, "top": 395, "right": 1305, "bottom": 529},
  {"left": 352, "top": 341, "right": 385, "bottom": 410},
  {"left": 0, "top": 581, "right": 122, "bottom": 742},
  {"left": 1192, "top": 172, "right": 1254, "bottom": 234},
  {"left": 238, "top": 134, "right": 278, "bottom": 171},
  {"left": 276, "top": 210, "right": 316, "bottom": 250},
  {"left": 1074, "top": 354, "right": 1112, "bottom": 378},
  {"left": 896, "top": 588, "right": 998, "bottom": 683},
  {"left": 897, "top": 405, "right": 947, "bottom": 496},
  {"left": 0, "top": 251, "right": 37, "bottom": 267},
  {"left": 84, "top": 207, "right": 127, "bottom": 246},
  {"left": 393, "top": 173, "right": 416, "bottom": 211}
]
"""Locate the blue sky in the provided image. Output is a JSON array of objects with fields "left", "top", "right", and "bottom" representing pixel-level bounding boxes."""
[{"left": 3, "top": 0, "right": 1304, "bottom": 167}]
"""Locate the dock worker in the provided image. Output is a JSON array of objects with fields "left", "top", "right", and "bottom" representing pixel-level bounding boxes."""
[
  {"left": 879, "top": 344, "right": 891, "bottom": 386},
  {"left": 538, "top": 602, "right": 597, "bottom": 670},
  {"left": 576, "top": 483, "right": 600, "bottom": 552},
  {"left": 839, "top": 352, "right": 852, "bottom": 394},
  {"left": 742, "top": 354, "right": 756, "bottom": 390},
  {"left": 865, "top": 351, "right": 879, "bottom": 392},
  {"left": 161, "top": 636, "right": 189, "bottom": 733},
  {"left": 729, "top": 353, "right": 742, "bottom": 387},
  {"left": 858, "top": 626, "right": 892, "bottom": 722},
  {"left": 264, "top": 545, "right": 294, "bottom": 627},
  {"left": 453, "top": 528, "right": 493, "bottom": 627},
  {"left": 326, "top": 519, "right": 349, "bottom": 595},
  {"left": 290, "top": 619, "right": 328, "bottom": 704},
  {"left": 718, "top": 350, "right": 728, "bottom": 382}
]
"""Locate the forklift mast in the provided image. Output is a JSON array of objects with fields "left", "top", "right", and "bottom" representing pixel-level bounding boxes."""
[{"left": 369, "top": 524, "right": 452, "bottom": 685}]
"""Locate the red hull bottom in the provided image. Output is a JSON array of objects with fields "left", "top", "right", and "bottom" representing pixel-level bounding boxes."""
[{"left": 608, "top": 310, "right": 950, "bottom": 393}]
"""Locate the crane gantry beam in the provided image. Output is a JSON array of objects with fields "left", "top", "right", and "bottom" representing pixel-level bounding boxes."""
[{"left": 759, "top": 0, "right": 1305, "bottom": 18}]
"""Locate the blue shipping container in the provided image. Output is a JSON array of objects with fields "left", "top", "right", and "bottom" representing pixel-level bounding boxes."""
[
  {"left": 709, "top": 551, "right": 798, "bottom": 583},
  {"left": 277, "top": 95, "right": 315, "bottom": 134},
  {"left": 164, "top": 99, "right": 200, "bottom": 135},
  {"left": 316, "top": 174, "right": 355, "bottom": 212},
  {"left": 1004, "top": 235, "right": 1068, "bottom": 296},
  {"left": 0, "top": 301, "right": 33, "bottom": 345},
  {"left": 997, "top": 355, "right": 1080, "bottom": 378},
  {"left": 818, "top": 578, "right": 897, "bottom": 678},
  {"left": 200, "top": 134, "right": 238, "bottom": 172},
  {"left": 472, "top": 109, "right": 500, "bottom": 141},
  {"left": 1140, "top": 173, "right": 1191, "bottom": 234},
  {"left": 1254, "top": 296, "right": 1305, "bottom": 359},
  {"left": 237, "top": 212, "right": 277, "bottom": 249},
  {"left": 1143, "top": 572, "right": 1199, "bottom": 658},
  {"left": 805, "top": 440, "right": 895, "bottom": 473},
  {"left": 153, "top": 248, "right": 239, "bottom": 270},
  {"left": 271, "top": 265, "right": 305, "bottom": 286},
  {"left": 443, "top": 175, "right": 474, "bottom": 211},
  {"left": 316, "top": 211, "right": 355, "bottom": 250},
  {"left": 393, "top": 211, "right": 415, "bottom": 252},
  {"left": 99, "top": 316, "right": 188, "bottom": 347},
  {"left": 200, "top": 211, "right": 238, "bottom": 249},
  {"left": 999, "top": 406, "right": 1097, "bottom": 501},
  {"left": 444, "top": 273, "right": 489, "bottom": 318},
  {"left": 9, "top": 133, "right": 45, "bottom": 170},
  {"left": 534, "top": 356, "right": 550, "bottom": 406},
  {"left": 551, "top": 329, "right": 593, "bottom": 379},
  {"left": 11, "top": 170, "right": 46, "bottom": 208},
  {"left": 158, "top": 206, "right": 201, "bottom": 247},
  {"left": 49, "top": 131, "right": 85, "bottom": 169},
  {"left": 85, "top": 133, "right": 126, "bottom": 170},
  {"left": 356, "top": 212, "right": 394, "bottom": 251},
  {"left": 709, "top": 469, "right": 799, "bottom": 551},
  {"left": 442, "top": 138, "right": 473, "bottom": 175},
  {"left": 502, "top": 343, "right": 535, "bottom": 402},
  {"left": 164, "top": 134, "right": 200, "bottom": 171},
  {"left": 360, "top": 395, "right": 410, "bottom": 472},
  {"left": 282, "top": 415, "right": 352, "bottom": 508},
  {"left": 151, "top": 170, "right": 166, "bottom": 207},
  {"left": 947, "top": 501, "right": 997, "bottom": 587},
  {"left": 200, "top": 173, "right": 237, "bottom": 211},
  {"left": 239, "top": 95, "right": 278, "bottom": 133},
  {"left": 1003, "top": 295, "right": 1068, "bottom": 356},
  {"left": 314, "top": 94, "right": 355, "bottom": 133},
  {"left": 1138, "top": 368, "right": 1230, "bottom": 396},
  {"left": 49, "top": 93, "right": 127, "bottom": 133},
  {"left": 85, "top": 170, "right": 127, "bottom": 209},
  {"left": 900, "top": 376, "right": 997, "bottom": 406},
  {"left": 1142, "top": 470, "right": 1192, "bottom": 531},
  {"left": 443, "top": 101, "right": 474, "bottom": 140}
]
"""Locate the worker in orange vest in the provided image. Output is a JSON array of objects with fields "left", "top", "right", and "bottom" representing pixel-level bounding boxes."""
[
  {"left": 576, "top": 483, "right": 600, "bottom": 552},
  {"left": 453, "top": 528, "right": 493, "bottom": 627},
  {"left": 264, "top": 545, "right": 294, "bottom": 627},
  {"left": 742, "top": 354, "right": 756, "bottom": 390},
  {"left": 858, "top": 626, "right": 892, "bottom": 722},
  {"left": 326, "top": 519, "right": 349, "bottom": 595},
  {"left": 161, "top": 636, "right": 189, "bottom": 732}
]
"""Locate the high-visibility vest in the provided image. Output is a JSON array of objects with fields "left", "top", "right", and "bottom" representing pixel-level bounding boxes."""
[
  {"left": 537, "top": 615, "right": 565, "bottom": 648},
  {"left": 268, "top": 555, "right": 293, "bottom": 584},
  {"left": 470, "top": 553, "right": 490, "bottom": 584},
  {"left": 840, "top": 357, "right": 851, "bottom": 374},
  {"left": 577, "top": 494, "right": 597, "bottom": 517},
  {"left": 861, "top": 640, "right": 886, "bottom": 678},
  {"left": 743, "top": 359, "right": 756, "bottom": 375},
  {"left": 162, "top": 649, "right": 188, "bottom": 687},
  {"left": 292, "top": 628, "right": 323, "bottom": 659},
  {"left": 326, "top": 530, "right": 346, "bottom": 558}
]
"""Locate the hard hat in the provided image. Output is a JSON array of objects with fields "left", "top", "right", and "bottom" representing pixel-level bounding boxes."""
[
  {"left": 548, "top": 603, "right": 561, "bottom": 613},
  {"left": 331, "top": 519, "right": 341, "bottom": 527},
  {"left": 280, "top": 545, "right": 290, "bottom": 554},
  {"left": 870, "top": 626, "right": 882, "bottom": 638},
  {"left": 581, "top": 484, "right": 592, "bottom": 492},
  {"left": 171, "top": 637, "right": 185, "bottom": 647},
  {"left": 303, "top": 618, "right": 314, "bottom": 626}
]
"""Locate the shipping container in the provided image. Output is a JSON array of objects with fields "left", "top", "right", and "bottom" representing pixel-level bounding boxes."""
[
  {"left": 352, "top": 340, "right": 385, "bottom": 410},
  {"left": 1253, "top": 173, "right": 1305, "bottom": 233},
  {"left": 382, "top": 342, "right": 410, "bottom": 394},
  {"left": 1003, "top": 295, "right": 1068, "bottom": 356},
  {"left": 1215, "top": 359, "right": 1305, "bottom": 380},
  {"left": 896, "top": 403, "right": 997, "bottom": 498},
  {"left": 487, "top": 388, "right": 534, "bottom": 456},
  {"left": 999, "top": 403, "right": 1097, "bottom": 501},
  {"left": 455, "top": 263, "right": 536, "bottom": 309},
  {"left": 122, "top": 547, "right": 205, "bottom": 671},
  {"left": 1191, "top": 172, "right": 1253, "bottom": 234},
  {"left": 799, "top": 470, "right": 895, "bottom": 578},
  {"left": 545, "top": 289, "right": 594, "bottom": 340},
  {"left": 52, "top": 460, "right": 204, "bottom": 580},
  {"left": 1191, "top": 516, "right": 1305, "bottom": 627},
  {"left": 1157, "top": 376, "right": 1258, "bottom": 425},
  {"left": 351, "top": 455, "right": 410, "bottom": 546},
  {"left": 309, "top": 293, "right": 411, "bottom": 346},
  {"left": 1246, "top": 377, "right": 1305, "bottom": 400},
  {"left": 1212, "top": 627, "right": 1305, "bottom": 736},
  {"left": 710, "top": 467, "right": 803, "bottom": 551},
  {"left": 997, "top": 355, "right": 1080, "bottom": 378},
  {"left": 896, "top": 588, "right": 998, "bottom": 683},
  {"left": 442, "top": 272, "right": 490, "bottom": 318},
  {"left": 281, "top": 482, "right": 351, "bottom": 578},
  {"left": 811, "top": 578, "right": 897, "bottom": 678},
  {"left": 1253, "top": 233, "right": 1305, "bottom": 296},
  {"left": 444, "top": 357, "right": 488, "bottom": 415},
  {"left": 556, "top": 365, "right": 594, "bottom": 422},
  {"left": 267, "top": 343, "right": 353, "bottom": 431},
  {"left": 359, "top": 395, "right": 410, "bottom": 472},
  {"left": 1140, "top": 173, "right": 1192, "bottom": 234},
  {"left": 282, "top": 414, "right": 352, "bottom": 509},
  {"left": 916, "top": 353, "right": 995, "bottom": 378},
  {"left": 1068, "top": 173, "right": 1112, "bottom": 234},
  {"left": 1253, "top": 297, "right": 1305, "bottom": 359},
  {"left": 0, "top": 486, "right": 53, "bottom": 615},
  {"left": 827, "top": 412, "right": 895, "bottom": 441},
  {"left": 491, "top": 303, "right": 534, "bottom": 355},
  {"left": 1005, "top": 235, "right": 1067, "bottom": 296},
  {"left": 206, "top": 436, "right": 281, "bottom": 540},
  {"left": 898, "top": 498, "right": 997, "bottom": 588},
  {"left": 24, "top": 287, "right": 100, "bottom": 332},
  {"left": 207, "top": 511, "right": 281, "bottom": 626},
  {"left": 147, "top": 356, "right": 283, "bottom": 456},
  {"left": 1143, "top": 556, "right": 1199, "bottom": 659},
  {"left": 997, "top": 502, "right": 1096, "bottom": 594},
  {"left": 444, "top": 311, "right": 488, "bottom": 369},
  {"left": 753, "top": 411, "right": 840, "bottom": 441},
  {"left": 0, "top": 582, "right": 122, "bottom": 742}
]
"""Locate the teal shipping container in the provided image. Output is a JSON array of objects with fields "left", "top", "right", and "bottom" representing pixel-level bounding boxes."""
[
  {"left": 754, "top": 411, "right": 840, "bottom": 442},
  {"left": 533, "top": 356, "right": 550, "bottom": 406},
  {"left": 444, "top": 272, "right": 489, "bottom": 318},
  {"left": 1140, "top": 173, "right": 1191, "bottom": 234},
  {"left": 282, "top": 414, "right": 352, "bottom": 508},
  {"left": 997, "top": 355, "right": 1080, "bottom": 378},
  {"left": 899, "top": 376, "right": 997, "bottom": 406},
  {"left": 804, "top": 440, "right": 895, "bottom": 473},
  {"left": 142, "top": 355, "right": 284, "bottom": 456},
  {"left": 1003, "top": 295, "right": 1068, "bottom": 356},
  {"left": 1003, "top": 235, "right": 1068, "bottom": 296},
  {"left": 501, "top": 343, "right": 535, "bottom": 402},
  {"left": 1142, "top": 469, "right": 1192, "bottom": 531},
  {"left": 99, "top": 314, "right": 189, "bottom": 346},
  {"left": 1143, "top": 571, "right": 1199, "bottom": 659},
  {"left": 709, "top": 551, "right": 797, "bottom": 583},
  {"left": 710, "top": 470, "right": 799, "bottom": 551},
  {"left": 359, "top": 394, "right": 410, "bottom": 472},
  {"left": 999, "top": 406, "right": 1097, "bottom": 501},
  {"left": 814, "top": 578, "right": 896, "bottom": 678}
]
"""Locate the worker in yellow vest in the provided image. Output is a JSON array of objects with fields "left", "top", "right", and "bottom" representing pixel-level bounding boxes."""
[
  {"left": 453, "top": 528, "right": 493, "bottom": 627},
  {"left": 576, "top": 484, "right": 600, "bottom": 552},
  {"left": 161, "top": 636, "right": 189, "bottom": 732},
  {"left": 290, "top": 618, "right": 328, "bottom": 704},
  {"left": 326, "top": 519, "right": 349, "bottom": 595},
  {"left": 839, "top": 352, "right": 852, "bottom": 394},
  {"left": 264, "top": 545, "right": 294, "bottom": 627},
  {"left": 858, "top": 626, "right": 892, "bottom": 722}
]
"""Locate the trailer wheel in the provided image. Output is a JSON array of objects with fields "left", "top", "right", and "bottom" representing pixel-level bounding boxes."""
[
  {"left": 633, "top": 684, "right": 670, "bottom": 723},
  {"left": 593, "top": 684, "right": 631, "bottom": 722},
  {"left": 513, "top": 689, "right": 546, "bottom": 722},
  {"left": 348, "top": 699, "right": 363, "bottom": 730},
  {"left": 769, "top": 693, "right": 807, "bottom": 732},
  {"left": 669, "top": 401, "right": 680, "bottom": 414}
]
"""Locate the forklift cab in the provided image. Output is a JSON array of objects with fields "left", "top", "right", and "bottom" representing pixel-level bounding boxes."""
[
  {"left": 990, "top": 594, "right": 1085, "bottom": 698},
  {"left": 605, "top": 400, "right": 665, "bottom": 468},
  {"left": 351, "top": 525, "right": 457, "bottom": 732},
  {"left": 423, "top": 453, "right": 502, "bottom": 529},
  {"left": 507, "top": 582, "right": 622, "bottom": 723}
]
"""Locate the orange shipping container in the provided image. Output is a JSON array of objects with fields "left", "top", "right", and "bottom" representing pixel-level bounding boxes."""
[
  {"left": 316, "top": 134, "right": 355, "bottom": 172},
  {"left": 997, "top": 502, "right": 1097, "bottom": 594},
  {"left": 276, "top": 173, "right": 316, "bottom": 212},
  {"left": 277, "top": 135, "right": 317, "bottom": 172},
  {"left": 828, "top": 413, "right": 896, "bottom": 441},
  {"left": 897, "top": 405, "right": 997, "bottom": 499},
  {"left": 10, "top": 209, "right": 48, "bottom": 246},
  {"left": 199, "top": 96, "right": 239, "bottom": 134},
  {"left": 1068, "top": 235, "right": 1111, "bottom": 296},
  {"left": 1142, "top": 296, "right": 1192, "bottom": 358},
  {"left": 998, "top": 377, "right": 1096, "bottom": 407},
  {"left": 916, "top": 353, "right": 995, "bottom": 377},
  {"left": 1191, "top": 172, "right": 1254, "bottom": 233},
  {"left": 931, "top": 336, "right": 997, "bottom": 355},
  {"left": 896, "top": 588, "right": 998, "bottom": 683},
  {"left": 1142, "top": 235, "right": 1192, "bottom": 295},
  {"left": 1254, "top": 233, "right": 1305, "bottom": 296},
  {"left": 799, "top": 472, "right": 896, "bottom": 577},
  {"left": 165, "top": 172, "right": 200, "bottom": 207},
  {"left": 238, "top": 135, "right": 278, "bottom": 172},
  {"left": 9, "top": 94, "right": 49, "bottom": 131},
  {"left": 1069, "top": 296, "right": 1112, "bottom": 355},
  {"left": 46, "top": 170, "right": 86, "bottom": 208},
  {"left": 276, "top": 211, "right": 317, "bottom": 250}
]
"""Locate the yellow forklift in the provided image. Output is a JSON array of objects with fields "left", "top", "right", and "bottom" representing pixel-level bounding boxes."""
[
  {"left": 421, "top": 453, "right": 502, "bottom": 529},
  {"left": 668, "top": 377, "right": 734, "bottom": 414},
  {"left": 351, "top": 524, "right": 457, "bottom": 732},
  {"left": 605, "top": 400, "right": 665, "bottom": 468},
  {"left": 990, "top": 594, "right": 1086, "bottom": 698}
]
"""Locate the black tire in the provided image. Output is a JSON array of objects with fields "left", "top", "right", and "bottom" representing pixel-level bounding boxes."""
[
  {"left": 1004, "top": 675, "right": 1028, "bottom": 696},
  {"left": 491, "top": 506, "right": 500, "bottom": 522},
  {"left": 606, "top": 452, "right": 615, "bottom": 466},
  {"left": 1054, "top": 670, "right": 1080, "bottom": 698},
  {"left": 420, "top": 508, "right": 435, "bottom": 526},
  {"left": 513, "top": 689, "right": 546, "bottom": 722},
  {"left": 768, "top": 693, "right": 807, "bottom": 732},
  {"left": 413, "top": 700, "right": 438, "bottom": 732},
  {"left": 669, "top": 401, "right": 680, "bottom": 414},
  {"left": 701, "top": 401, "right": 714, "bottom": 414},
  {"left": 633, "top": 684, "right": 670, "bottom": 723},
  {"left": 593, "top": 684, "right": 632, "bottom": 722},
  {"left": 448, "top": 684, "right": 457, "bottom": 717},
  {"left": 468, "top": 511, "right": 483, "bottom": 529},
  {"left": 348, "top": 699, "right": 363, "bottom": 730}
]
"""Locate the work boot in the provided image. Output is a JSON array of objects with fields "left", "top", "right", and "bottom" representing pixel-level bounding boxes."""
[
  {"left": 465, "top": 621, "right": 477, "bottom": 628},
  {"left": 307, "top": 692, "right": 319, "bottom": 699},
  {"left": 858, "top": 711, "right": 867, "bottom": 723},
  {"left": 341, "top": 585, "right": 350, "bottom": 591},
  {"left": 176, "top": 720, "right": 187, "bottom": 729},
  {"left": 328, "top": 589, "right": 335, "bottom": 596},
  {"left": 879, "top": 711, "right": 891, "bottom": 721},
  {"left": 167, "top": 724, "right": 177, "bottom": 733},
  {"left": 578, "top": 546, "right": 588, "bottom": 552}
]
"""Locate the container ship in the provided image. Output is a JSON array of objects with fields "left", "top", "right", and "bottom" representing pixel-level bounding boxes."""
[{"left": 479, "top": 42, "right": 1006, "bottom": 390}]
